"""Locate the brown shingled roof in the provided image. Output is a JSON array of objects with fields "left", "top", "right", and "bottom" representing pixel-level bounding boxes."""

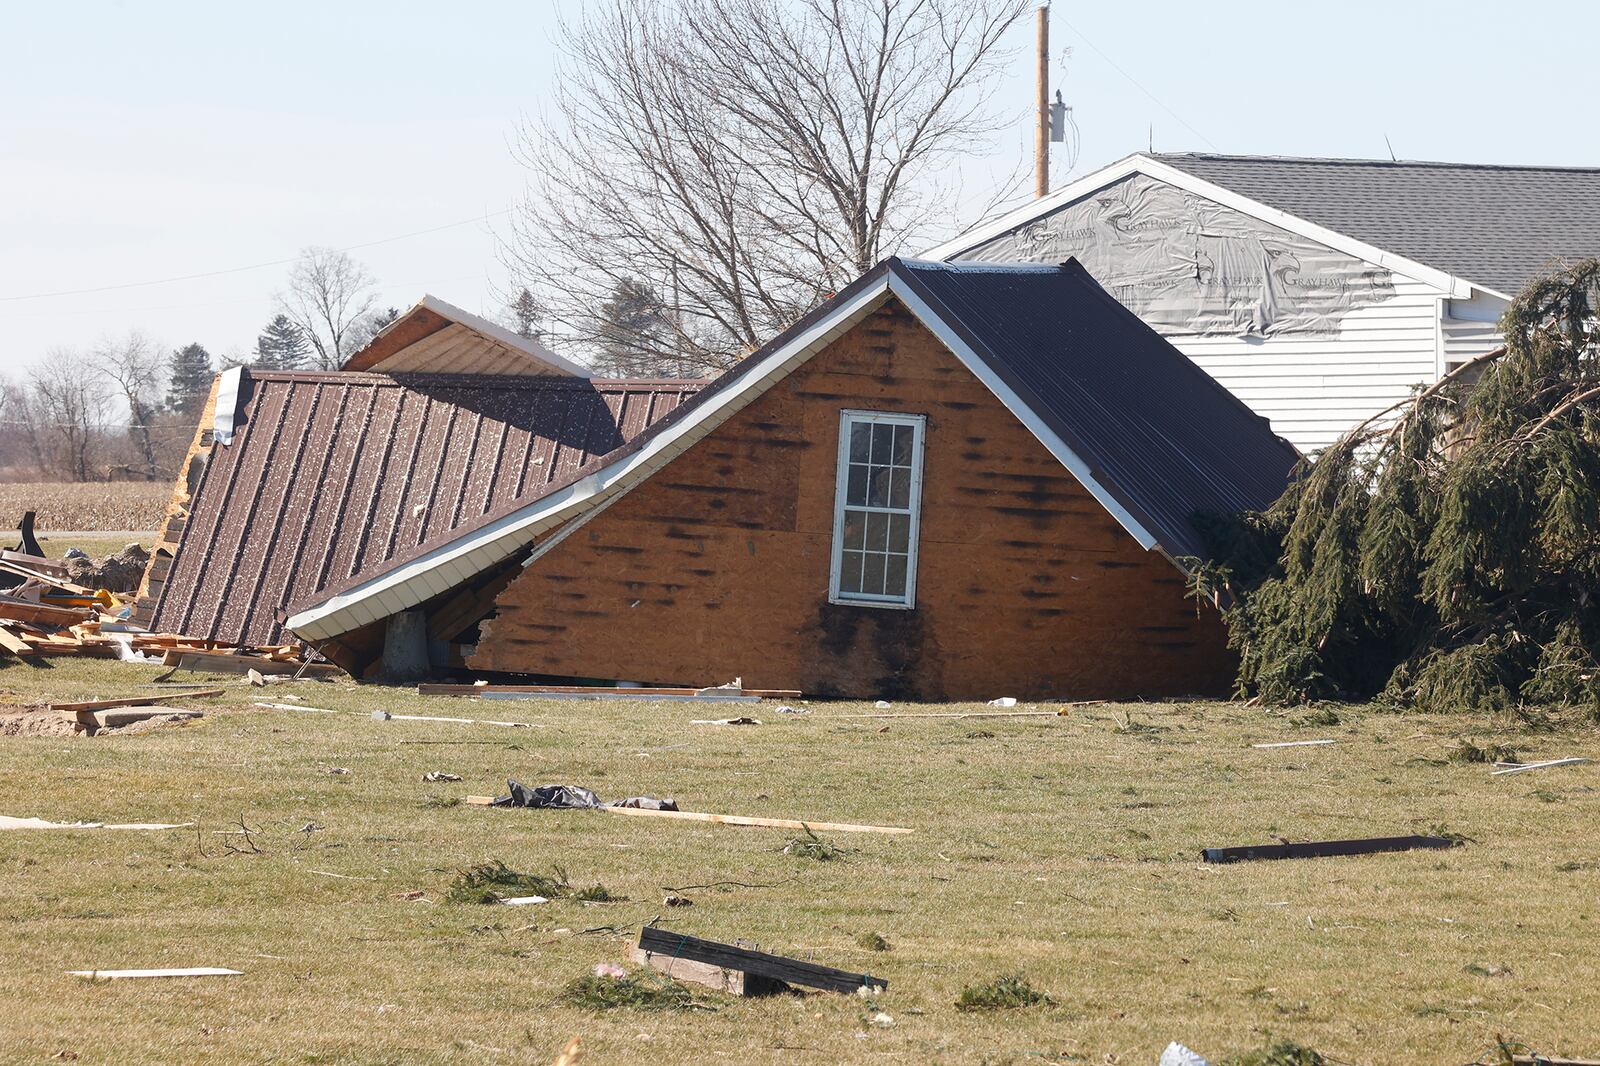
[{"left": 142, "top": 369, "right": 701, "bottom": 647}]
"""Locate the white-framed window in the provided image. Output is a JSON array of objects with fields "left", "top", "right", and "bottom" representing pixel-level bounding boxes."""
[{"left": 829, "top": 410, "right": 926, "bottom": 609}]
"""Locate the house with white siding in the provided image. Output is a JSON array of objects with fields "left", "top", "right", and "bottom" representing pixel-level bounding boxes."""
[{"left": 926, "top": 153, "right": 1600, "bottom": 452}]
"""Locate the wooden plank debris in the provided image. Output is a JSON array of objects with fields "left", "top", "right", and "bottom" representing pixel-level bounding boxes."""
[
  {"left": 0, "top": 559, "right": 93, "bottom": 594},
  {"left": 0, "top": 816, "right": 193, "bottom": 831},
  {"left": 1202, "top": 835, "right": 1461, "bottom": 864},
  {"left": 0, "top": 549, "right": 66, "bottom": 575},
  {"left": 67, "top": 967, "right": 242, "bottom": 980},
  {"left": 1251, "top": 740, "right": 1338, "bottom": 749},
  {"left": 1491, "top": 758, "right": 1589, "bottom": 776},
  {"left": 0, "top": 626, "right": 37, "bottom": 657},
  {"left": 0, "top": 597, "right": 90, "bottom": 627},
  {"left": 51, "top": 690, "right": 224, "bottom": 714},
  {"left": 629, "top": 944, "right": 786, "bottom": 996},
  {"left": 161, "top": 649, "right": 341, "bottom": 677},
  {"left": 464, "top": 796, "right": 911, "bottom": 834},
  {"left": 637, "top": 927, "right": 883, "bottom": 994}
]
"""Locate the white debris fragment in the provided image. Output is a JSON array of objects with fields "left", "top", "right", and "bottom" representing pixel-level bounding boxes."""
[
  {"left": 869, "top": 1011, "right": 895, "bottom": 1028},
  {"left": 1159, "top": 1042, "right": 1210, "bottom": 1066},
  {"left": 987, "top": 697, "right": 1017, "bottom": 707},
  {"left": 874, "top": 700, "right": 892, "bottom": 710},
  {"left": 499, "top": 895, "right": 549, "bottom": 906}
]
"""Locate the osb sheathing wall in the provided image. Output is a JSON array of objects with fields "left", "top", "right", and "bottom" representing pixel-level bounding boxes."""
[
  {"left": 133, "top": 373, "right": 223, "bottom": 609},
  {"left": 473, "top": 299, "right": 1234, "bottom": 700}
]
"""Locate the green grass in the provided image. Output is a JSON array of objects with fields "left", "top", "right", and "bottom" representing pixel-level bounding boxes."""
[{"left": 1, "top": 658, "right": 1598, "bottom": 1063}]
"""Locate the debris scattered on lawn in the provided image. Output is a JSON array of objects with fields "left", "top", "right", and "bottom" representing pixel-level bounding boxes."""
[
  {"left": 868, "top": 1011, "right": 895, "bottom": 1028},
  {"left": 1202, "top": 834, "right": 1462, "bottom": 864},
  {"left": 638, "top": 926, "right": 883, "bottom": 994},
  {"left": 467, "top": 783, "right": 912, "bottom": 835},
  {"left": 1160, "top": 1043, "right": 1211, "bottom": 1066},
  {"left": 873, "top": 700, "right": 892, "bottom": 709},
  {"left": 498, "top": 895, "right": 549, "bottom": 906},
  {"left": 446, "top": 860, "right": 570, "bottom": 905},
  {"left": 253, "top": 703, "right": 538, "bottom": 729},
  {"left": 690, "top": 716, "right": 760, "bottom": 725},
  {"left": 774, "top": 704, "right": 808, "bottom": 715},
  {"left": 662, "top": 894, "right": 693, "bottom": 907},
  {"left": 421, "top": 771, "right": 463, "bottom": 782},
  {"left": 322, "top": 767, "right": 352, "bottom": 776},
  {"left": 573, "top": 884, "right": 625, "bottom": 902},
  {"left": 593, "top": 962, "right": 627, "bottom": 979},
  {"left": 308, "top": 869, "right": 376, "bottom": 881},
  {"left": 783, "top": 825, "right": 848, "bottom": 861},
  {"left": 561, "top": 968, "right": 703, "bottom": 1011},
  {"left": 987, "top": 697, "right": 1017, "bottom": 707},
  {"left": 67, "top": 967, "right": 242, "bottom": 980},
  {"left": 857, "top": 932, "right": 891, "bottom": 952},
  {"left": 0, "top": 816, "right": 192, "bottom": 831},
  {"left": 1491, "top": 758, "right": 1588, "bottom": 776},
  {"left": 420, "top": 681, "right": 797, "bottom": 702},
  {"left": 489, "top": 781, "right": 678, "bottom": 812},
  {"left": 1251, "top": 739, "right": 1337, "bottom": 749},
  {"left": 954, "top": 973, "right": 1051, "bottom": 1011},
  {"left": 818, "top": 700, "right": 1103, "bottom": 720}
]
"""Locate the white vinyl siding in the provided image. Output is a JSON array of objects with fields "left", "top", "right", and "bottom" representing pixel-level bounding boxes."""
[
  {"left": 1166, "top": 277, "right": 1448, "bottom": 453},
  {"left": 829, "top": 410, "right": 926, "bottom": 609}
]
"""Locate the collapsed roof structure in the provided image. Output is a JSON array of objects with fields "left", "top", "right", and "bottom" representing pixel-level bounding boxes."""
[{"left": 140, "top": 260, "right": 1296, "bottom": 697}]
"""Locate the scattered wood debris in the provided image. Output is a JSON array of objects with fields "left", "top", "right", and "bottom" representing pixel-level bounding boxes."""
[
  {"left": 1202, "top": 835, "right": 1461, "bottom": 864},
  {"left": 464, "top": 794, "right": 912, "bottom": 835},
  {"left": 1491, "top": 758, "right": 1589, "bottom": 776},
  {"left": 66, "top": 967, "right": 241, "bottom": 980},
  {"left": 1251, "top": 739, "right": 1338, "bottom": 749},
  {"left": 636, "top": 926, "right": 884, "bottom": 994},
  {"left": 0, "top": 816, "right": 192, "bottom": 831}
]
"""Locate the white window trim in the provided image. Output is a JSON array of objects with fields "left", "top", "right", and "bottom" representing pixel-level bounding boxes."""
[{"left": 828, "top": 409, "right": 926, "bottom": 610}]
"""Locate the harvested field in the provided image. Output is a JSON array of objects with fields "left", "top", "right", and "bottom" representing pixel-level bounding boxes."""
[
  {"left": 1, "top": 658, "right": 1598, "bottom": 1064},
  {"left": 0, "top": 482, "right": 168, "bottom": 534}
]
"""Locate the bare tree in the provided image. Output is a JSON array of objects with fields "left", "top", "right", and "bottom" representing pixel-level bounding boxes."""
[
  {"left": 0, "top": 377, "right": 46, "bottom": 478},
  {"left": 506, "top": 0, "right": 1029, "bottom": 375},
  {"left": 29, "top": 351, "right": 114, "bottom": 482},
  {"left": 277, "top": 247, "right": 379, "bottom": 370},
  {"left": 99, "top": 331, "right": 165, "bottom": 478}
]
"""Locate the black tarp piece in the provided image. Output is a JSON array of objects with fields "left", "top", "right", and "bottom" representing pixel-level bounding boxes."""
[{"left": 492, "top": 779, "right": 677, "bottom": 811}]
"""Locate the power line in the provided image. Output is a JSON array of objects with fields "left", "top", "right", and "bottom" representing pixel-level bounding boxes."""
[
  {"left": 0, "top": 209, "right": 512, "bottom": 304},
  {"left": 1057, "top": 16, "right": 1218, "bottom": 151}
]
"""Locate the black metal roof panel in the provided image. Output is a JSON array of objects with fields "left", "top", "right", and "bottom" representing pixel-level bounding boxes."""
[
  {"left": 895, "top": 258, "right": 1299, "bottom": 560},
  {"left": 1156, "top": 152, "right": 1600, "bottom": 295}
]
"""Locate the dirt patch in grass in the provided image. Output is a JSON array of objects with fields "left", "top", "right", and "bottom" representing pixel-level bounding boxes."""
[{"left": 0, "top": 708, "right": 201, "bottom": 739}]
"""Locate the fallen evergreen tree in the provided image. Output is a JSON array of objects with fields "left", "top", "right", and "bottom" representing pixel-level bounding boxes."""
[{"left": 1190, "top": 260, "right": 1600, "bottom": 715}]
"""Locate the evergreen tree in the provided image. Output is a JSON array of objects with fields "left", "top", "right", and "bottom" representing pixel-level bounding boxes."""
[
  {"left": 253, "top": 314, "right": 311, "bottom": 371},
  {"left": 1191, "top": 259, "right": 1600, "bottom": 717},
  {"left": 593, "top": 277, "right": 674, "bottom": 376},
  {"left": 166, "top": 342, "right": 214, "bottom": 416},
  {"left": 511, "top": 287, "right": 543, "bottom": 338}
]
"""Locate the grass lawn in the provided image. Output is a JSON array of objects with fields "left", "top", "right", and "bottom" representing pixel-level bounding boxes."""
[{"left": 1, "top": 658, "right": 1597, "bottom": 1064}]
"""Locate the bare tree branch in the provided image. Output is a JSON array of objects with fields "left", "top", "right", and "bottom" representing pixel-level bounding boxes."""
[
  {"left": 277, "top": 248, "right": 379, "bottom": 370},
  {"left": 504, "top": 0, "right": 1028, "bottom": 375}
]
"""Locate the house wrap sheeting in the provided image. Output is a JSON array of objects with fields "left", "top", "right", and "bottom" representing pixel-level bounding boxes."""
[{"left": 141, "top": 369, "right": 700, "bottom": 647}]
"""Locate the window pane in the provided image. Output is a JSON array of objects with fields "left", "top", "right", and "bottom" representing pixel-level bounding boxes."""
[
  {"left": 871, "top": 423, "right": 893, "bottom": 463},
  {"left": 840, "top": 550, "right": 865, "bottom": 593},
  {"left": 864, "top": 511, "right": 888, "bottom": 552},
  {"left": 888, "top": 467, "right": 910, "bottom": 509},
  {"left": 849, "top": 423, "right": 871, "bottom": 462},
  {"left": 888, "top": 513, "right": 910, "bottom": 553},
  {"left": 862, "top": 552, "right": 887, "bottom": 596},
  {"left": 869, "top": 466, "right": 893, "bottom": 507},
  {"left": 847, "top": 463, "right": 868, "bottom": 506},
  {"left": 885, "top": 554, "right": 908, "bottom": 597},
  {"left": 892, "top": 424, "right": 913, "bottom": 465},
  {"left": 842, "top": 510, "right": 865, "bottom": 550}
]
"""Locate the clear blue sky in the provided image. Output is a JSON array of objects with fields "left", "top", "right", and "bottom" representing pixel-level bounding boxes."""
[{"left": 3, "top": 0, "right": 1595, "bottom": 373}]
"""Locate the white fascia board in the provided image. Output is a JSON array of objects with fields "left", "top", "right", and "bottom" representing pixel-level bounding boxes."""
[
  {"left": 287, "top": 279, "right": 896, "bottom": 641},
  {"left": 417, "top": 295, "right": 592, "bottom": 377},
  {"left": 924, "top": 155, "right": 1480, "bottom": 300},
  {"left": 886, "top": 274, "right": 1160, "bottom": 554}
]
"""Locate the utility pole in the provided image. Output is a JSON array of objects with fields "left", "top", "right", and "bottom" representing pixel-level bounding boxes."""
[{"left": 1034, "top": 0, "right": 1049, "bottom": 199}]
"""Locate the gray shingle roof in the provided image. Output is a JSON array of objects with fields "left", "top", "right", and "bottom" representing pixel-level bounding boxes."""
[{"left": 1154, "top": 153, "right": 1600, "bottom": 296}]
